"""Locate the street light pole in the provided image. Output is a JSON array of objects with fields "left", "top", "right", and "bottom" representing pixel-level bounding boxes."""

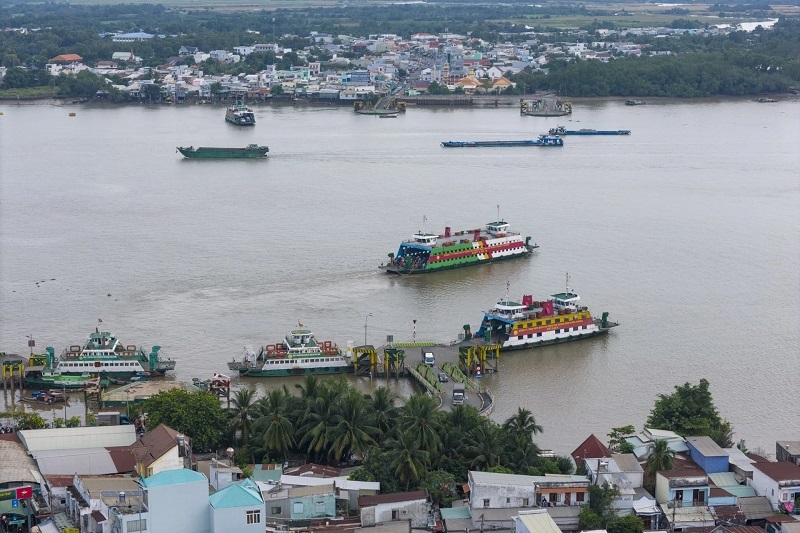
[{"left": 364, "top": 313, "right": 372, "bottom": 347}]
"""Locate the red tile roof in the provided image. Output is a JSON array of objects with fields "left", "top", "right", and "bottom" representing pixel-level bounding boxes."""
[
  {"left": 752, "top": 461, "right": 800, "bottom": 481},
  {"left": 50, "top": 54, "right": 83, "bottom": 63},
  {"left": 571, "top": 434, "right": 612, "bottom": 465},
  {"left": 358, "top": 490, "right": 427, "bottom": 507},
  {"left": 106, "top": 446, "right": 136, "bottom": 473},
  {"left": 44, "top": 475, "right": 75, "bottom": 488}
]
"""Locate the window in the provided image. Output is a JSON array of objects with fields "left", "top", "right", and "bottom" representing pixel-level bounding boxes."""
[
  {"left": 537, "top": 333, "right": 542, "bottom": 337},
  {"left": 293, "top": 502, "right": 304, "bottom": 514},
  {"left": 506, "top": 498, "right": 510, "bottom": 504},
  {"left": 545, "top": 320, "right": 551, "bottom": 325},
  {"left": 247, "top": 510, "right": 261, "bottom": 524},
  {"left": 527, "top": 334, "right": 533, "bottom": 339},
  {"left": 523, "top": 498, "right": 529, "bottom": 507},
  {"left": 576, "top": 492, "right": 585, "bottom": 502},
  {"left": 555, "top": 330, "right": 560, "bottom": 334},
  {"left": 483, "top": 499, "right": 490, "bottom": 508},
  {"left": 127, "top": 519, "right": 147, "bottom": 532}
]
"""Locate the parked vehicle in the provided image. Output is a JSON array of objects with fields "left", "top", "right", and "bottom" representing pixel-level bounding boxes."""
[{"left": 452, "top": 383, "right": 465, "bottom": 405}]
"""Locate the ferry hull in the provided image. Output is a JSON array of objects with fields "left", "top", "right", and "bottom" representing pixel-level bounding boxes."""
[
  {"left": 235, "top": 365, "right": 354, "bottom": 377},
  {"left": 495, "top": 327, "right": 613, "bottom": 351},
  {"left": 381, "top": 245, "right": 536, "bottom": 275}
]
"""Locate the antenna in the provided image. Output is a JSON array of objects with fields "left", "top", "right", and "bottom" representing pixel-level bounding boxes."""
[
  {"left": 496, "top": 204, "right": 500, "bottom": 222},
  {"left": 505, "top": 281, "right": 510, "bottom": 304},
  {"left": 566, "top": 272, "right": 571, "bottom": 294}
]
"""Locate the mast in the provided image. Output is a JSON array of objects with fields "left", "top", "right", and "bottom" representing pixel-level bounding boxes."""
[{"left": 566, "top": 272, "right": 572, "bottom": 294}]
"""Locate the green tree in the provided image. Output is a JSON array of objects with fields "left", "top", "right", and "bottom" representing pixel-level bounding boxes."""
[
  {"left": 646, "top": 378, "right": 733, "bottom": 446},
  {"left": 330, "top": 389, "right": 377, "bottom": 462},
  {"left": 644, "top": 439, "right": 675, "bottom": 478},
  {"left": 228, "top": 388, "right": 257, "bottom": 446},
  {"left": 367, "top": 386, "right": 397, "bottom": 443},
  {"left": 66, "top": 416, "right": 82, "bottom": 428},
  {"left": 503, "top": 407, "right": 543, "bottom": 442},
  {"left": 1, "top": 67, "right": 32, "bottom": 89},
  {"left": 607, "top": 514, "right": 645, "bottom": 533},
  {"left": 254, "top": 388, "right": 295, "bottom": 463},
  {"left": 607, "top": 425, "right": 637, "bottom": 453},
  {"left": 140, "top": 389, "right": 227, "bottom": 452},
  {"left": 466, "top": 423, "right": 507, "bottom": 470},
  {"left": 387, "top": 430, "right": 429, "bottom": 490},
  {"left": 419, "top": 469, "right": 457, "bottom": 507},
  {"left": 585, "top": 482, "right": 619, "bottom": 527},
  {"left": 398, "top": 394, "right": 441, "bottom": 454},
  {"left": 349, "top": 448, "right": 401, "bottom": 494},
  {"left": 579, "top": 506, "right": 604, "bottom": 530}
]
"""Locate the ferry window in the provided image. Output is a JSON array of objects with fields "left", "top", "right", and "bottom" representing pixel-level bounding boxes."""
[
  {"left": 537, "top": 333, "right": 542, "bottom": 337},
  {"left": 545, "top": 320, "right": 551, "bottom": 325},
  {"left": 555, "top": 330, "right": 560, "bottom": 334},
  {"left": 527, "top": 334, "right": 533, "bottom": 339},
  {"left": 555, "top": 319, "right": 560, "bottom": 323},
  {"left": 573, "top": 327, "right": 578, "bottom": 331},
  {"left": 537, "top": 321, "right": 542, "bottom": 326},
  {"left": 582, "top": 326, "right": 587, "bottom": 330}
]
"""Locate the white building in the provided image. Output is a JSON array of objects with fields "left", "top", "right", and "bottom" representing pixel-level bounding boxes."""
[
  {"left": 751, "top": 461, "right": 800, "bottom": 511},
  {"left": 209, "top": 479, "right": 266, "bottom": 533},
  {"left": 141, "top": 468, "right": 210, "bottom": 533},
  {"left": 358, "top": 491, "right": 429, "bottom": 528},
  {"left": 515, "top": 508, "right": 563, "bottom": 533}
]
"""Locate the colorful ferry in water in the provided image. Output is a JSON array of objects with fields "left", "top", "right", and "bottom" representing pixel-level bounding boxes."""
[
  {"left": 28, "top": 325, "right": 176, "bottom": 383},
  {"left": 228, "top": 326, "right": 350, "bottom": 377},
  {"left": 476, "top": 279, "right": 619, "bottom": 350},
  {"left": 380, "top": 220, "right": 537, "bottom": 274},
  {"left": 225, "top": 104, "right": 256, "bottom": 125}
]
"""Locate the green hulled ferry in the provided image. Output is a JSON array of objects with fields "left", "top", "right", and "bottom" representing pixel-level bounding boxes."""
[
  {"left": 380, "top": 220, "right": 537, "bottom": 274},
  {"left": 228, "top": 326, "right": 350, "bottom": 377}
]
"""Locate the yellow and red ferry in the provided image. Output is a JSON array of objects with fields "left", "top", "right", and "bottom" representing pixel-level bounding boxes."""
[
  {"left": 476, "top": 280, "right": 618, "bottom": 350},
  {"left": 380, "top": 220, "right": 537, "bottom": 274}
]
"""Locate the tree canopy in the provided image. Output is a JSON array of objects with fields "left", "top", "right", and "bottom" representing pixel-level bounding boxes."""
[
  {"left": 139, "top": 388, "right": 227, "bottom": 452},
  {"left": 646, "top": 378, "right": 733, "bottom": 447}
]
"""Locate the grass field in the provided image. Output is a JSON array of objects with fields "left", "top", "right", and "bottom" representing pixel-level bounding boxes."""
[{"left": 0, "top": 86, "right": 59, "bottom": 100}]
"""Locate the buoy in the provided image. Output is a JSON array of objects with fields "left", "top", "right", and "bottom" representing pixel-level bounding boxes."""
[{"left": 69, "top": 112, "right": 76, "bottom": 117}]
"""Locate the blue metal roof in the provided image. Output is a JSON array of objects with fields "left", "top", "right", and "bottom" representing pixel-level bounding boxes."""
[
  {"left": 209, "top": 479, "right": 263, "bottom": 509},
  {"left": 142, "top": 468, "right": 206, "bottom": 487}
]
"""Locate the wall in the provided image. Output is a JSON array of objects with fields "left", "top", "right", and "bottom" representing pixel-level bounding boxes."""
[
  {"left": 370, "top": 499, "right": 429, "bottom": 528},
  {"left": 688, "top": 449, "right": 728, "bottom": 475},
  {"left": 212, "top": 503, "right": 266, "bottom": 533},
  {"left": 289, "top": 493, "right": 336, "bottom": 519},
  {"left": 470, "top": 482, "right": 536, "bottom": 510},
  {"left": 146, "top": 479, "right": 210, "bottom": 533},
  {"left": 139, "top": 446, "right": 182, "bottom": 477}
]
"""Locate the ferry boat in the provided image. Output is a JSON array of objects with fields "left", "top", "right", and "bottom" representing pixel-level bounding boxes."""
[
  {"left": 177, "top": 144, "right": 269, "bottom": 159},
  {"left": 33, "top": 325, "right": 176, "bottom": 380},
  {"left": 23, "top": 370, "right": 94, "bottom": 390},
  {"left": 625, "top": 100, "right": 646, "bottom": 106},
  {"left": 225, "top": 104, "right": 255, "bottom": 125},
  {"left": 441, "top": 135, "right": 563, "bottom": 148},
  {"left": 228, "top": 326, "right": 350, "bottom": 377},
  {"left": 476, "top": 278, "right": 619, "bottom": 350},
  {"left": 380, "top": 220, "right": 537, "bottom": 275},
  {"left": 548, "top": 126, "right": 630, "bottom": 136}
]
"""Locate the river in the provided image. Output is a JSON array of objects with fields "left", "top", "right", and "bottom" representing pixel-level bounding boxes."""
[{"left": 1, "top": 97, "right": 798, "bottom": 455}]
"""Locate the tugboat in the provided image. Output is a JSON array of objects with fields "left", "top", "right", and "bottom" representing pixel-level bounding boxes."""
[
  {"left": 28, "top": 322, "right": 176, "bottom": 382},
  {"left": 225, "top": 103, "right": 256, "bottom": 125},
  {"left": 475, "top": 275, "right": 619, "bottom": 351},
  {"left": 228, "top": 325, "right": 349, "bottom": 377},
  {"left": 380, "top": 218, "right": 537, "bottom": 275}
]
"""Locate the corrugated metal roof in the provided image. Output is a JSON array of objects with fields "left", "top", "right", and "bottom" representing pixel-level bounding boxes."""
[
  {"left": 440, "top": 507, "right": 472, "bottom": 520},
  {"left": 18, "top": 425, "right": 136, "bottom": 452},
  {"left": 708, "top": 472, "right": 740, "bottom": 487},
  {"left": 209, "top": 479, "right": 263, "bottom": 509},
  {"left": 358, "top": 490, "right": 427, "bottom": 507},
  {"left": 687, "top": 436, "right": 726, "bottom": 457},
  {"left": 33, "top": 448, "right": 119, "bottom": 475},
  {"left": 141, "top": 468, "right": 206, "bottom": 487},
  {"left": 0, "top": 435, "right": 40, "bottom": 485},
  {"left": 518, "top": 510, "right": 562, "bottom": 533},
  {"left": 737, "top": 496, "right": 774, "bottom": 520},
  {"left": 612, "top": 453, "right": 643, "bottom": 473}
]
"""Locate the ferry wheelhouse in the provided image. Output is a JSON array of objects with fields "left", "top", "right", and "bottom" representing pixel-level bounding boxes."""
[
  {"left": 380, "top": 220, "right": 537, "bottom": 274},
  {"left": 228, "top": 326, "right": 350, "bottom": 377},
  {"left": 40, "top": 327, "right": 176, "bottom": 378},
  {"left": 476, "top": 284, "right": 618, "bottom": 350}
]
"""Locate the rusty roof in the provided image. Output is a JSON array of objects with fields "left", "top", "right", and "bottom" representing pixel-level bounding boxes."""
[
  {"left": 571, "top": 434, "right": 612, "bottom": 464},
  {"left": 284, "top": 463, "right": 341, "bottom": 478},
  {"left": 106, "top": 446, "right": 136, "bottom": 473},
  {"left": 752, "top": 461, "right": 800, "bottom": 481},
  {"left": 44, "top": 475, "right": 76, "bottom": 488},
  {"left": 131, "top": 424, "right": 183, "bottom": 467}
]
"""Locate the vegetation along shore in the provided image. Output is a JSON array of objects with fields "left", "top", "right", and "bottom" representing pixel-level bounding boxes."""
[{"left": 1, "top": 2, "right": 799, "bottom": 103}]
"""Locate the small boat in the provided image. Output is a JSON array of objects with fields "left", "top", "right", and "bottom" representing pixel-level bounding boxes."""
[
  {"left": 177, "top": 144, "right": 269, "bottom": 159},
  {"left": 23, "top": 390, "right": 70, "bottom": 404},
  {"left": 549, "top": 126, "right": 631, "bottom": 136},
  {"left": 24, "top": 371, "right": 94, "bottom": 390},
  {"left": 225, "top": 104, "right": 255, "bottom": 125},
  {"left": 441, "top": 135, "right": 563, "bottom": 148},
  {"left": 475, "top": 275, "right": 619, "bottom": 351},
  {"left": 379, "top": 114, "right": 398, "bottom": 118},
  {"left": 228, "top": 326, "right": 349, "bottom": 377},
  {"left": 625, "top": 100, "right": 646, "bottom": 106},
  {"left": 380, "top": 219, "right": 537, "bottom": 275},
  {"left": 757, "top": 97, "right": 778, "bottom": 103}
]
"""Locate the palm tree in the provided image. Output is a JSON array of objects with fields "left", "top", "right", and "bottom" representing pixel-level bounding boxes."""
[
  {"left": 503, "top": 407, "right": 543, "bottom": 442},
  {"left": 466, "top": 423, "right": 507, "bottom": 470},
  {"left": 254, "top": 388, "right": 295, "bottom": 463},
  {"left": 331, "top": 390, "right": 377, "bottom": 462},
  {"left": 298, "top": 384, "right": 342, "bottom": 463},
  {"left": 367, "top": 386, "right": 397, "bottom": 442},
  {"left": 645, "top": 439, "right": 675, "bottom": 477},
  {"left": 295, "top": 375, "right": 321, "bottom": 402},
  {"left": 228, "top": 388, "right": 257, "bottom": 446},
  {"left": 387, "top": 429, "right": 429, "bottom": 490},
  {"left": 398, "top": 394, "right": 441, "bottom": 454}
]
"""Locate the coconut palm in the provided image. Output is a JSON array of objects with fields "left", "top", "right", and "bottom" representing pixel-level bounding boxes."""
[
  {"left": 254, "top": 388, "right": 295, "bottom": 463},
  {"left": 298, "top": 384, "right": 342, "bottom": 463},
  {"left": 228, "top": 387, "right": 257, "bottom": 446},
  {"left": 466, "top": 423, "right": 507, "bottom": 470},
  {"left": 295, "top": 375, "right": 321, "bottom": 401},
  {"left": 398, "top": 394, "right": 441, "bottom": 454},
  {"left": 387, "top": 429, "right": 430, "bottom": 490},
  {"left": 367, "top": 386, "right": 398, "bottom": 442},
  {"left": 645, "top": 439, "right": 675, "bottom": 477},
  {"left": 503, "top": 407, "right": 543, "bottom": 442},
  {"left": 331, "top": 390, "right": 377, "bottom": 462}
]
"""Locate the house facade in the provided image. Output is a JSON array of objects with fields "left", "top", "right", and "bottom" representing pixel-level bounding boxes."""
[
  {"left": 468, "top": 471, "right": 537, "bottom": 510},
  {"left": 359, "top": 491, "right": 429, "bottom": 528},
  {"left": 209, "top": 479, "right": 266, "bottom": 533},
  {"left": 141, "top": 468, "right": 210, "bottom": 533},
  {"left": 750, "top": 462, "right": 800, "bottom": 513},
  {"left": 655, "top": 468, "right": 710, "bottom": 507},
  {"left": 686, "top": 437, "right": 729, "bottom": 474}
]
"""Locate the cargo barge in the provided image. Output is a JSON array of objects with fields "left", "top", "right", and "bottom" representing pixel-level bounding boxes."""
[
  {"left": 549, "top": 126, "right": 630, "bottom": 136},
  {"left": 441, "top": 135, "right": 563, "bottom": 148},
  {"left": 177, "top": 144, "right": 269, "bottom": 159}
]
